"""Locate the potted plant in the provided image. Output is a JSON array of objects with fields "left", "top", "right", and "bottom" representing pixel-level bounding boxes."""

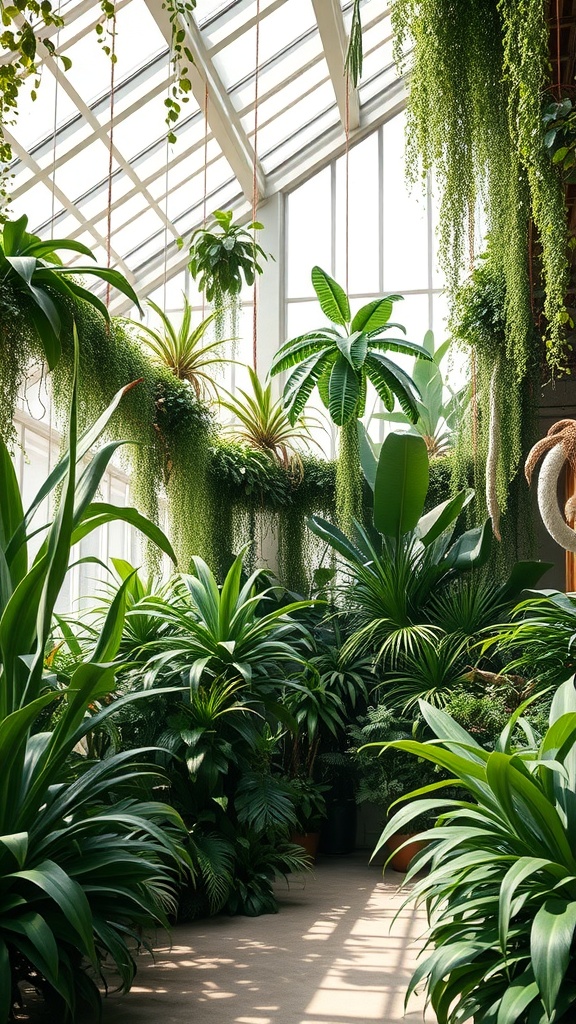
[
  {"left": 350, "top": 704, "right": 437, "bottom": 871},
  {"left": 187, "top": 209, "right": 269, "bottom": 340},
  {"left": 286, "top": 775, "right": 328, "bottom": 860}
]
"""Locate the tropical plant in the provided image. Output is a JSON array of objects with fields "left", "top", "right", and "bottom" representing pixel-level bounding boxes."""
[
  {"left": 269, "top": 266, "right": 433, "bottom": 532},
  {"left": 129, "top": 297, "right": 231, "bottom": 400},
  {"left": 543, "top": 96, "right": 576, "bottom": 183},
  {"left": 309, "top": 432, "right": 550, "bottom": 709},
  {"left": 372, "top": 678, "right": 576, "bottom": 1024},
  {"left": 310, "top": 431, "right": 492, "bottom": 666},
  {"left": 0, "top": 363, "right": 190, "bottom": 1021},
  {"left": 485, "top": 589, "right": 576, "bottom": 685},
  {"left": 219, "top": 365, "right": 320, "bottom": 473},
  {"left": 373, "top": 330, "right": 469, "bottom": 457},
  {"left": 187, "top": 209, "right": 269, "bottom": 339},
  {"left": 0, "top": 214, "right": 140, "bottom": 370},
  {"left": 284, "top": 673, "right": 346, "bottom": 777},
  {"left": 140, "top": 547, "right": 315, "bottom": 689}
]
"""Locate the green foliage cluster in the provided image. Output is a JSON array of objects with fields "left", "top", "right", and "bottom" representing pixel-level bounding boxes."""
[
  {"left": 0, "top": 370, "right": 187, "bottom": 1022},
  {"left": 375, "top": 681, "right": 576, "bottom": 1024},
  {"left": 392, "top": 0, "right": 569, "bottom": 371},
  {"left": 187, "top": 210, "right": 269, "bottom": 340},
  {"left": 450, "top": 252, "right": 538, "bottom": 562}
]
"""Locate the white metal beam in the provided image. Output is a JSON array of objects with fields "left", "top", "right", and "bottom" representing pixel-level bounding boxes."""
[
  {"left": 143, "top": 0, "right": 266, "bottom": 205},
  {"left": 311, "top": 0, "right": 360, "bottom": 131}
]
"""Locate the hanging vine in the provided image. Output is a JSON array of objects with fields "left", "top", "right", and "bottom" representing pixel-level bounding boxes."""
[{"left": 391, "top": 0, "right": 569, "bottom": 372}]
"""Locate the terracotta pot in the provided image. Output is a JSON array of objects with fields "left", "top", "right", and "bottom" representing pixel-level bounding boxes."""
[
  {"left": 385, "top": 832, "right": 426, "bottom": 872},
  {"left": 291, "top": 831, "right": 321, "bottom": 861}
]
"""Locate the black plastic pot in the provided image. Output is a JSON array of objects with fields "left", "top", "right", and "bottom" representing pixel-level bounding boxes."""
[{"left": 319, "top": 799, "right": 357, "bottom": 855}]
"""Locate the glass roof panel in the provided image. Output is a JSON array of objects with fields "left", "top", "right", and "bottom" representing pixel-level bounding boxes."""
[{"left": 5, "top": 0, "right": 405, "bottom": 297}]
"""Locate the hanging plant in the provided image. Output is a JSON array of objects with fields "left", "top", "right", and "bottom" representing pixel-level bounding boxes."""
[
  {"left": 390, "top": 0, "right": 570, "bottom": 372},
  {"left": 269, "top": 266, "right": 432, "bottom": 535},
  {"left": 187, "top": 209, "right": 270, "bottom": 341}
]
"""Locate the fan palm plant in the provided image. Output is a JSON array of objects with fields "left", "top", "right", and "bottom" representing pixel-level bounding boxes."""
[
  {"left": 372, "top": 679, "right": 576, "bottom": 1024},
  {"left": 269, "top": 266, "right": 432, "bottom": 532},
  {"left": 0, "top": 359, "right": 189, "bottom": 1022},
  {"left": 131, "top": 296, "right": 232, "bottom": 400},
  {"left": 219, "top": 365, "right": 320, "bottom": 473}
]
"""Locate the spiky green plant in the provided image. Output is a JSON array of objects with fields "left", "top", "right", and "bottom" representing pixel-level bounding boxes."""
[{"left": 129, "top": 296, "right": 231, "bottom": 401}]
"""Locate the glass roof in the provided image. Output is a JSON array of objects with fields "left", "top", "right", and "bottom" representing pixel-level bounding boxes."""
[{"left": 7, "top": 0, "right": 404, "bottom": 305}]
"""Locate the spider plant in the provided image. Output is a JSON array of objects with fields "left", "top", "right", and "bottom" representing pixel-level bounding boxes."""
[
  {"left": 130, "top": 296, "right": 232, "bottom": 400},
  {"left": 219, "top": 365, "right": 320, "bottom": 471},
  {"left": 372, "top": 679, "right": 576, "bottom": 1024},
  {"left": 139, "top": 546, "right": 316, "bottom": 690}
]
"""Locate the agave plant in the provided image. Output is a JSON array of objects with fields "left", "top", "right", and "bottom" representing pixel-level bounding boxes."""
[
  {"left": 0, "top": 214, "right": 140, "bottom": 370},
  {"left": 0, "top": 360, "right": 190, "bottom": 1021},
  {"left": 269, "top": 266, "right": 432, "bottom": 530},
  {"left": 372, "top": 679, "right": 576, "bottom": 1024},
  {"left": 130, "top": 296, "right": 232, "bottom": 400},
  {"left": 219, "top": 365, "right": 320, "bottom": 472}
]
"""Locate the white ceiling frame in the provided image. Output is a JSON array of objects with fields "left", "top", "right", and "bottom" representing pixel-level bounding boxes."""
[
  {"left": 112, "top": 80, "right": 408, "bottom": 312},
  {"left": 311, "top": 0, "right": 359, "bottom": 131},
  {"left": 143, "top": 0, "right": 266, "bottom": 204},
  {"left": 3, "top": 127, "right": 132, "bottom": 277},
  {"left": 36, "top": 43, "right": 181, "bottom": 242},
  {"left": 13, "top": 60, "right": 176, "bottom": 203}
]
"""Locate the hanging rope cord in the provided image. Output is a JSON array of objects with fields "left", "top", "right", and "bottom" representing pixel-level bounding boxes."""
[
  {"left": 252, "top": 0, "right": 261, "bottom": 371},
  {"left": 105, "top": 15, "right": 117, "bottom": 308},
  {"left": 202, "top": 82, "right": 209, "bottom": 320},
  {"left": 345, "top": 73, "right": 350, "bottom": 295}
]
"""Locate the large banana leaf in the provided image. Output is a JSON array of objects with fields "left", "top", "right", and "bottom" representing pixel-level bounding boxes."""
[{"left": 374, "top": 433, "right": 429, "bottom": 538}]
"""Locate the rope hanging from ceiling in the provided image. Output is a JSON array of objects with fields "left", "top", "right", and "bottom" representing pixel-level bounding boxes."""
[
  {"left": 252, "top": 0, "right": 261, "bottom": 372},
  {"left": 105, "top": 14, "right": 117, "bottom": 308}
]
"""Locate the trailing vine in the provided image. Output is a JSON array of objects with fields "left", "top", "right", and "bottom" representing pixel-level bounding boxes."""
[
  {"left": 336, "top": 418, "right": 363, "bottom": 538},
  {"left": 391, "top": 0, "right": 570, "bottom": 372}
]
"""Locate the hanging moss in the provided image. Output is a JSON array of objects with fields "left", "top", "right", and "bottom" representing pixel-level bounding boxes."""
[
  {"left": 157, "top": 377, "right": 216, "bottom": 569},
  {"left": 0, "top": 281, "right": 45, "bottom": 447},
  {"left": 392, "top": 0, "right": 569, "bottom": 373}
]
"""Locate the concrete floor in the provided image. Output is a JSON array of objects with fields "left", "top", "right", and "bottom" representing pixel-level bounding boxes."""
[{"left": 101, "top": 855, "right": 434, "bottom": 1024}]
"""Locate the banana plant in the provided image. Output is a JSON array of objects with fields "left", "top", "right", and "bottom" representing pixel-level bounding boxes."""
[
  {"left": 0, "top": 214, "right": 141, "bottom": 370},
  {"left": 0, "top": 352, "right": 188, "bottom": 1021},
  {"left": 270, "top": 266, "right": 432, "bottom": 428},
  {"left": 269, "top": 266, "right": 432, "bottom": 532},
  {"left": 371, "top": 678, "right": 576, "bottom": 1024}
]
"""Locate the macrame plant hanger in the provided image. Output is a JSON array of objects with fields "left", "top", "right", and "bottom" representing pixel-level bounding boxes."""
[{"left": 252, "top": 0, "right": 261, "bottom": 372}]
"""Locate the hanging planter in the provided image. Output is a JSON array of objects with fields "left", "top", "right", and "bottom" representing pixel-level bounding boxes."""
[
  {"left": 525, "top": 420, "right": 576, "bottom": 552},
  {"left": 187, "top": 210, "right": 269, "bottom": 343}
]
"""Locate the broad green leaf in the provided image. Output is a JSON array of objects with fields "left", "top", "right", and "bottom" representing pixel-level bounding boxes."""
[
  {"left": 350, "top": 295, "right": 401, "bottom": 332},
  {"left": 358, "top": 421, "right": 379, "bottom": 491},
  {"left": 531, "top": 899, "right": 576, "bottom": 1016},
  {"left": 374, "top": 432, "right": 429, "bottom": 538},
  {"left": 444, "top": 520, "right": 492, "bottom": 570},
  {"left": 311, "top": 266, "right": 350, "bottom": 325},
  {"left": 328, "top": 355, "right": 360, "bottom": 425},
  {"left": 416, "top": 490, "right": 473, "bottom": 547}
]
